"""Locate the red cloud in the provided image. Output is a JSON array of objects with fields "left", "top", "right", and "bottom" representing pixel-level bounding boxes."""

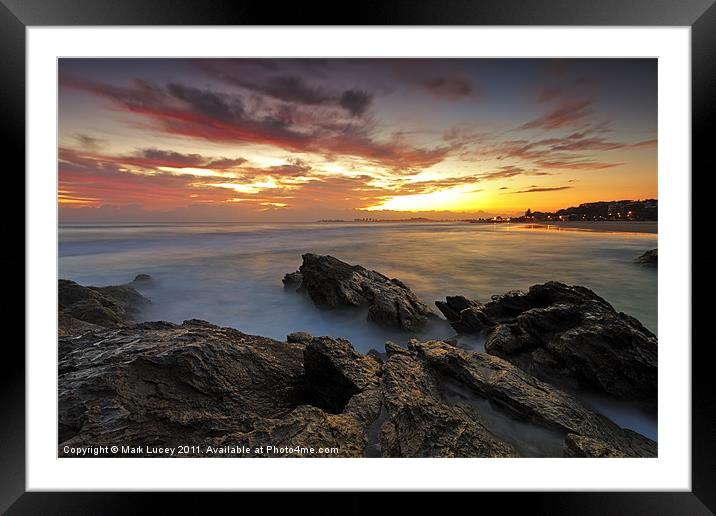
[{"left": 60, "top": 76, "right": 453, "bottom": 173}]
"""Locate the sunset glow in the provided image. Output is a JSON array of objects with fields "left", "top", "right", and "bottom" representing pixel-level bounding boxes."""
[{"left": 58, "top": 58, "right": 657, "bottom": 222}]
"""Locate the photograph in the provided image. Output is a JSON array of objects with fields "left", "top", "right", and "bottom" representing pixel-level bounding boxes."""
[{"left": 56, "top": 57, "right": 659, "bottom": 459}]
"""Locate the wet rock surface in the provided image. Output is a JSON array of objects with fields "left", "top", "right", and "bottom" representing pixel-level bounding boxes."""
[
  {"left": 407, "top": 340, "right": 656, "bottom": 457},
  {"left": 634, "top": 248, "right": 658, "bottom": 266},
  {"left": 438, "top": 282, "right": 657, "bottom": 399},
  {"left": 59, "top": 322, "right": 381, "bottom": 457},
  {"left": 283, "top": 253, "right": 433, "bottom": 331},
  {"left": 58, "top": 278, "right": 149, "bottom": 336}
]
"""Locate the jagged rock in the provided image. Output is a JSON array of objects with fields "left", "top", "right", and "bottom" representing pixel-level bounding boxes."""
[
  {"left": 58, "top": 322, "right": 384, "bottom": 458},
  {"left": 564, "top": 434, "right": 623, "bottom": 458},
  {"left": 283, "top": 253, "right": 433, "bottom": 331},
  {"left": 303, "top": 336, "right": 381, "bottom": 414},
  {"left": 384, "top": 341, "right": 409, "bottom": 357},
  {"left": 434, "top": 295, "right": 479, "bottom": 321},
  {"left": 380, "top": 342, "right": 518, "bottom": 458},
  {"left": 367, "top": 349, "right": 387, "bottom": 363},
  {"left": 441, "top": 282, "right": 657, "bottom": 399},
  {"left": 635, "top": 249, "right": 658, "bottom": 266},
  {"left": 282, "top": 271, "right": 303, "bottom": 288},
  {"left": 286, "top": 331, "right": 314, "bottom": 344},
  {"left": 435, "top": 296, "right": 495, "bottom": 333},
  {"left": 132, "top": 273, "right": 153, "bottom": 283},
  {"left": 408, "top": 340, "right": 656, "bottom": 457},
  {"left": 58, "top": 279, "right": 149, "bottom": 336},
  {"left": 58, "top": 318, "right": 656, "bottom": 458}
]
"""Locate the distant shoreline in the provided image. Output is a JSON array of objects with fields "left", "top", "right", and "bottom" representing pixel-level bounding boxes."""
[
  {"left": 58, "top": 220, "right": 659, "bottom": 234},
  {"left": 516, "top": 221, "right": 657, "bottom": 234}
]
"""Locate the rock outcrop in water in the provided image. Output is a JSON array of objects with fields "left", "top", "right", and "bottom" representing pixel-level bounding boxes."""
[
  {"left": 436, "top": 282, "right": 657, "bottom": 399},
  {"left": 58, "top": 278, "right": 150, "bottom": 336},
  {"left": 634, "top": 248, "right": 658, "bottom": 266},
  {"left": 283, "top": 253, "right": 433, "bottom": 331}
]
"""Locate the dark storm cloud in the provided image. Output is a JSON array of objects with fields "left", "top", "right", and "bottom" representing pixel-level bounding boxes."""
[
  {"left": 339, "top": 90, "right": 372, "bottom": 117},
  {"left": 195, "top": 61, "right": 374, "bottom": 117},
  {"left": 167, "top": 83, "right": 244, "bottom": 123},
  {"left": 242, "top": 75, "right": 333, "bottom": 105}
]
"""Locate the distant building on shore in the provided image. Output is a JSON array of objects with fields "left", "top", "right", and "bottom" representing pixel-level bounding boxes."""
[{"left": 464, "top": 199, "right": 658, "bottom": 224}]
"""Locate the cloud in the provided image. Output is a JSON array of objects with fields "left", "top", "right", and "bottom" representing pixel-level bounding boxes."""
[
  {"left": 512, "top": 186, "right": 573, "bottom": 193},
  {"left": 167, "top": 82, "right": 244, "bottom": 122},
  {"left": 491, "top": 130, "right": 626, "bottom": 172},
  {"left": 536, "top": 86, "right": 563, "bottom": 102},
  {"left": 73, "top": 133, "right": 106, "bottom": 151},
  {"left": 520, "top": 99, "right": 592, "bottom": 130},
  {"left": 66, "top": 147, "right": 248, "bottom": 172},
  {"left": 421, "top": 76, "right": 476, "bottom": 100},
  {"left": 239, "top": 75, "right": 334, "bottom": 105},
  {"left": 339, "top": 90, "right": 372, "bottom": 117},
  {"left": 547, "top": 137, "right": 624, "bottom": 152},
  {"left": 60, "top": 76, "right": 450, "bottom": 173},
  {"left": 477, "top": 165, "right": 525, "bottom": 180},
  {"left": 630, "top": 139, "right": 657, "bottom": 148},
  {"left": 196, "top": 61, "right": 374, "bottom": 117},
  {"left": 534, "top": 160, "right": 620, "bottom": 170}
]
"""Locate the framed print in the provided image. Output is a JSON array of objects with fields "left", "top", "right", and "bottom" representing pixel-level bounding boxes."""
[{"left": 4, "top": 0, "right": 713, "bottom": 513}]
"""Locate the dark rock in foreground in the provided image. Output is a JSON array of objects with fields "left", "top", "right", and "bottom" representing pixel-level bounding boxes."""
[
  {"left": 634, "top": 249, "right": 658, "bottom": 266},
  {"left": 58, "top": 275, "right": 657, "bottom": 457},
  {"left": 58, "top": 322, "right": 383, "bottom": 458},
  {"left": 58, "top": 322, "right": 656, "bottom": 458},
  {"left": 406, "top": 340, "right": 655, "bottom": 457},
  {"left": 58, "top": 278, "right": 149, "bottom": 336},
  {"left": 437, "top": 282, "right": 657, "bottom": 399},
  {"left": 283, "top": 253, "right": 433, "bottom": 331}
]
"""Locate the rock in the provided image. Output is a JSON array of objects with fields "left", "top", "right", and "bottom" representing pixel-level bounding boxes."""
[
  {"left": 282, "top": 271, "right": 303, "bottom": 288},
  {"left": 284, "top": 253, "right": 433, "bottom": 331},
  {"left": 408, "top": 340, "right": 656, "bottom": 457},
  {"left": 434, "top": 295, "right": 479, "bottom": 321},
  {"left": 435, "top": 296, "right": 496, "bottom": 333},
  {"left": 58, "top": 279, "right": 149, "bottom": 336},
  {"left": 367, "top": 349, "right": 387, "bottom": 363},
  {"left": 564, "top": 434, "right": 622, "bottom": 458},
  {"left": 384, "top": 341, "right": 409, "bottom": 357},
  {"left": 441, "top": 282, "right": 657, "bottom": 399},
  {"left": 132, "top": 273, "right": 152, "bottom": 283},
  {"left": 58, "top": 320, "right": 656, "bottom": 458},
  {"left": 303, "top": 336, "right": 381, "bottom": 414},
  {"left": 380, "top": 342, "right": 518, "bottom": 458},
  {"left": 286, "top": 331, "right": 314, "bottom": 344},
  {"left": 635, "top": 249, "right": 657, "bottom": 266},
  {"left": 58, "top": 322, "right": 383, "bottom": 457}
]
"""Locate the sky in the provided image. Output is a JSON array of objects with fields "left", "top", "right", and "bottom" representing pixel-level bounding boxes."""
[{"left": 58, "top": 58, "right": 657, "bottom": 222}]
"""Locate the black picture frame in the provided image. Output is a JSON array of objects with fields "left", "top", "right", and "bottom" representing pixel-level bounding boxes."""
[{"left": 3, "top": 0, "right": 712, "bottom": 513}]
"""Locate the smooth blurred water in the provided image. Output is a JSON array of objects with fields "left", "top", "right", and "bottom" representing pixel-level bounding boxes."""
[
  {"left": 59, "top": 221, "right": 658, "bottom": 440},
  {"left": 59, "top": 221, "right": 657, "bottom": 344}
]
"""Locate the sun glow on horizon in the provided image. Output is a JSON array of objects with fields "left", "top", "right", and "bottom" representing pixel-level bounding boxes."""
[{"left": 362, "top": 186, "right": 488, "bottom": 212}]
